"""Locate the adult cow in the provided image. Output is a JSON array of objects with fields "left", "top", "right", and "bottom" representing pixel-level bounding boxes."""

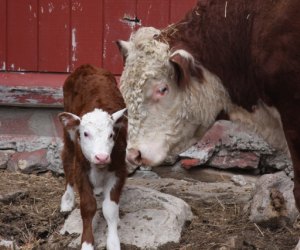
[{"left": 117, "top": 0, "right": 300, "bottom": 208}]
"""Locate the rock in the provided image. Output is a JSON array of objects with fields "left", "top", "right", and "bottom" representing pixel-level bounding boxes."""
[
  {"left": 261, "top": 152, "right": 292, "bottom": 173},
  {"left": 128, "top": 176, "right": 256, "bottom": 206},
  {"left": 153, "top": 163, "right": 258, "bottom": 184},
  {"left": 139, "top": 165, "right": 152, "bottom": 171},
  {"left": 179, "top": 120, "right": 291, "bottom": 173},
  {"left": 0, "top": 150, "right": 15, "bottom": 169},
  {"left": 0, "top": 239, "right": 18, "bottom": 250},
  {"left": 7, "top": 149, "right": 49, "bottom": 174},
  {"left": 180, "top": 158, "right": 201, "bottom": 169},
  {"left": 0, "top": 189, "right": 28, "bottom": 204},
  {"left": 210, "top": 150, "right": 260, "bottom": 169},
  {"left": 60, "top": 185, "right": 193, "bottom": 249},
  {"left": 179, "top": 142, "right": 216, "bottom": 166},
  {"left": 46, "top": 140, "right": 64, "bottom": 174},
  {"left": 231, "top": 175, "right": 247, "bottom": 186},
  {"left": 295, "top": 239, "right": 300, "bottom": 250},
  {"left": 249, "top": 171, "right": 299, "bottom": 227},
  {"left": 131, "top": 170, "right": 160, "bottom": 179}
]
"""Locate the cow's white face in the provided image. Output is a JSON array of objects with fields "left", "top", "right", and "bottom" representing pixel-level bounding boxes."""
[
  {"left": 59, "top": 108, "right": 126, "bottom": 166},
  {"left": 118, "top": 27, "right": 231, "bottom": 167}
]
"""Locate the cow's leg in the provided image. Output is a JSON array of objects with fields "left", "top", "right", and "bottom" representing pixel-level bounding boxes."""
[
  {"left": 61, "top": 133, "right": 76, "bottom": 212},
  {"left": 102, "top": 174, "right": 124, "bottom": 250},
  {"left": 280, "top": 128, "right": 300, "bottom": 213},
  {"left": 292, "top": 150, "right": 300, "bottom": 209},
  {"left": 78, "top": 171, "right": 97, "bottom": 250}
]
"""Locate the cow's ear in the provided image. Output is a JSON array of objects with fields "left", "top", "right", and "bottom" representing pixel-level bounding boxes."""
[
  {"left": 116, "top": 40, "right": 131, "bottom": 62},
  {"left": 58, "top": 112, "right": 80, "bottom": 130},
  {"left": 169, "top": 50, "right": 202, "bottom": 88}
]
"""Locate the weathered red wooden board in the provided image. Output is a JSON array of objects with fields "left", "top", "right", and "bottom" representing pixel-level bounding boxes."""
[
  {"left": 0, "top": 0, "right": 6, "bottom": 71},
  {"left": 70, "top": 0, "right": 103, "bottom": 71},
  {"left": 0, "top": 72, "right": 67, "bottom": 107},
  {"left": 103, "top": 0, "right": 137, "bottom": 75},
  {"left": 170, "top": 0, "right": 197, "bottom": 23},
  {"left": 137, "top": 0, "right": 170, "bottom": 29},
  {"left": 39, "top": 0, "right": 70, "bottom": 72},
  {"left": 6, "top": 0, "right": 38, "bottom": 71}
]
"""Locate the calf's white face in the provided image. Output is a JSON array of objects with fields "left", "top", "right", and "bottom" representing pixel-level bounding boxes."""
[
  {"left": 59, "top": 108, "right": 126, "bottom": 166},
  {"left": 118, "top": 27, "right": 230, "bottom": 167}
]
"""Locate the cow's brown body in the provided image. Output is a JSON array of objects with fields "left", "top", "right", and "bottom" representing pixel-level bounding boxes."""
[
  {"left": 118, "top": 0, "right": 300, "bottom": 209},
  {"left": 158, "top": 0, "right": 300, "bottom": 207}
]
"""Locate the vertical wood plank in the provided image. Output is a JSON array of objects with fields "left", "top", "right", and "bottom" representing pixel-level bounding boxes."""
[
  {"left": 137, "top": 0, "right": 170, "bottom": 29},
  {"left": 70, "top": 0, "right": 103, "bottom": 71},
  {"left": 170, "top": 0, "right": 197, "bottom": 23},
  {"left": 6, "top": 0, "right": 38, "bottom": 71},
  {"left": 39, "top": 0, "right": 70, "bottom": 72},
  {"left": 0, "top": 0, "right": 6, "bottom": 70},
  {"left": 103, "top": 0, "right": 136, "bottom": 75}
]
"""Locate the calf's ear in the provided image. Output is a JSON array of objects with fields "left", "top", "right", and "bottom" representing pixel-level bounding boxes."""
[
  {"left": 58, "top": 112, "right": 80, "bottom": 130},
  {"left": 112, "top": 108, "right": 127, "bottom": 128},
  {"left": 169, "top": 49, "right": 202, "bottom": 88},
  {"left": 116, "top": 40, "right": 131, "bottom": 62}
]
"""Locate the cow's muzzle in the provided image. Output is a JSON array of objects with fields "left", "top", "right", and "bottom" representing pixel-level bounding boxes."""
[{"left": 126, "top": 148, "right": 142, "bottom": 166}]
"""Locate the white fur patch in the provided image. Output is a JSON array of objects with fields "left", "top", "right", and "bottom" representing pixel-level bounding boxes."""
[
  {"left": 60, "top": 184, "right": 75, "bottom": 212},
  {"left": 79, "top": 109, "right": 115, "bottom": 164},
  {"left": 81, "top": 242, "right": 94, "bottom": 250},
  {"left": 88, "top": 168, "right": 120, "bottom": 250},
  {"left": 89, "top": 165, "right": 107, "bottom": 195},
  {"left": 67, "top": 128, "right": 77, "bottom": 142},
  {"left": 103, "top": 192, "right": 120, "bottom": 250}
]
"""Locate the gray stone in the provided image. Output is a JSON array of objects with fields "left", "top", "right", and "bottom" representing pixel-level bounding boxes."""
[
  {"left": 46, "top": 140, "right": 64, "bottom": 174},
  {"left": 131, "top": 170, "right": 160, "bottom": 179},
  {"left": 128, "top": 176, "right": 257, "bottom": 205},
  {"left": 261, "top": 152, "right": 292, "bottom": 174},
  {"left": 249, "top": 171, "right": 299, "bottom": 226},
  {"left": 231, "top": 175, "right": 247, "bottom": 186},
  {"left": 60, "top": 185, "right": 193, "bottom": 249},
  {"left": 153, "top": 163, "right": 258, "bottom": 184},
  {"left": 0, "top": 189, "right": 28, "bottom": 204},
  {"left": 0, "top": 150, "right": 14, "bottom": 169},
  {"left": 0, "top": 239, "right": 19, "bottom": 250}
]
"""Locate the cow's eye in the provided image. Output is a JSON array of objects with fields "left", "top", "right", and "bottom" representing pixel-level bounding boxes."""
[
  {"left": 109, "top": 133, "right": 113, "bottom": 138},
  {"left": 84, "top": 132, "right": 89, "bottom": 137}
]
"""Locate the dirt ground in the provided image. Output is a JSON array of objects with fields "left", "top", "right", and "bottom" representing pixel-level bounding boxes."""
[{"left": 1, "top": 170, "right": 300, "bottom": 250}]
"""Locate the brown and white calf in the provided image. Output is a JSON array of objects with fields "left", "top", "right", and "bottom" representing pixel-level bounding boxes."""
[
  {"left": 117, "top": 0, "right": 300, "bottom": 209},
  {"left": 58, "top": 64, "right": 127, "bottom": 250}
]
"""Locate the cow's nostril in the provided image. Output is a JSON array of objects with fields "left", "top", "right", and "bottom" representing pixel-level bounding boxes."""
[{"left": 127, "top": 148, "right": 142, "bottom": 165}]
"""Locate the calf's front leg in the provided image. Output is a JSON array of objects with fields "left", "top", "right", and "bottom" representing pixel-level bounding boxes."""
[
  {"left": 103, "top": 175, "right": 122, "bottom": 250},
  {"left": 78, "top": 174, "right": 97, "bottom": 250}
]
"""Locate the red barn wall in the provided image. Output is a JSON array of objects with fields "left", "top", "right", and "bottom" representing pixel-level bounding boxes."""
[{"left": 0, "top": 0, "right": 197, "bottom": 75}]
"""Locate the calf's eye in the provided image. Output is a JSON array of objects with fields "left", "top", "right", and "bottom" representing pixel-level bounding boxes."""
[{"left": 84, "top": 132, "right": 89, "bottom": 137}]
